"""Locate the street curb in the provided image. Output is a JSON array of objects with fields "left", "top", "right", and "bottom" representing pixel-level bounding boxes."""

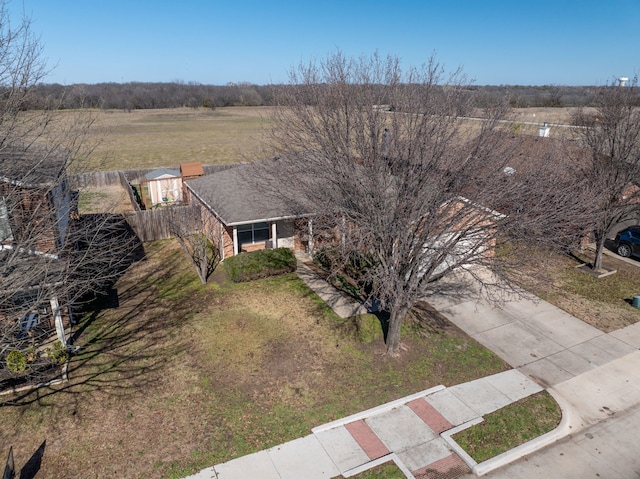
[
  {"left": 471, "top": 388, "right": 575, "bottom": 476},
  {"left": 441, "top": 417, "right": 484, "bottom": 469}
]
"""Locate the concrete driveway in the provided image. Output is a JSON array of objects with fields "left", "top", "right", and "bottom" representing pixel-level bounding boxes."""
[{"left": 430, "top": 272, "right": 640, "bottom": 478}]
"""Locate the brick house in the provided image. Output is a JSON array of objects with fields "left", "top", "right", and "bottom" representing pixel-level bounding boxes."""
[
  {"left": 185, "top": 164, "right": 309, "bottom": 260},
  {"left": 0, "top": 146, "right": 76, "bottom": 346}
]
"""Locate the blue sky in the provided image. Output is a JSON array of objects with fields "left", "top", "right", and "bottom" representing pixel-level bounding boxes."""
[{"left": 16, "top": 0, "right": 640, "bottom": 86}]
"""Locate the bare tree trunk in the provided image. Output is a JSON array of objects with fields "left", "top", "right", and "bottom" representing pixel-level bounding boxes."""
[
  {"left": 386, "top": 306, "right": 407, "bottom": 356},
  {"left": 572, "top": 78, "right": 640, "bottom": 272},
  {"left": 168, "top": 206, "right": 220, "bottom": 284},
  {"left": 593, "top": 231, "right": 605, "bottom": 271}
]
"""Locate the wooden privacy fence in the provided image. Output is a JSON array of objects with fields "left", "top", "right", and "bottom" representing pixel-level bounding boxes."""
[
  {"left": 118, "top": 171, "right": 141, "bottom": 212},
  {"left": 71, "top": 170, "right": 122, "bottom": 188},
  {"left": 70, "top": 164, "right": 237, "bottom": 189},
  {"left": 123, "top": 205, "right": 200, "bottom": 242},
  {"left": 72, "top": 164, "right": 239, "bottom": 242}
]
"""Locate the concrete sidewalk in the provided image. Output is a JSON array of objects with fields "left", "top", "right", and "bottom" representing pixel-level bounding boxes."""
[{"left": 295, "top": 255, "right": 372, "bottom": 318}]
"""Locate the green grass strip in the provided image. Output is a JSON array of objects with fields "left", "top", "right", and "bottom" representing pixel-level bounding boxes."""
[{"left": 452, "top": 391, "right": 561, "bottom": 463}]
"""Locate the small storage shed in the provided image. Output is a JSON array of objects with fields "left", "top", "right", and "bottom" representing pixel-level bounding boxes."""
[{"left": 144, "top": 168, "right": 182, "bottom": 206}]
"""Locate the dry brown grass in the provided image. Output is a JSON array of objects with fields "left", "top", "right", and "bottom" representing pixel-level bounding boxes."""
[
  {"left": 66, "top": 106, "right": 277, "bottom": 171},
  {"left": 57, "top": 106, "right": 590, "bottom": 172},
  {"left": 77, "top": 185, "right": 133, "bottom": 214},
  {"left": 511, "top": 107, "right": 584, "bottom": 125}
]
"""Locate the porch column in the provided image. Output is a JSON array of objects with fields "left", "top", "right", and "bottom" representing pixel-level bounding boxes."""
[
  {"left": 50, "top": 296, "right": 66, "bottom": 347},
  {"left": 232, "top": 226, "right": 239, "bottom": 256},
  {"left": 220, "top": 228, "right": 225, "bottom": 261},
  {"left": 271, "top": 222, "right": 278, "bottom": 248},
  {"left": 308, "top": 219, "right": 313, "bottom": 257}
]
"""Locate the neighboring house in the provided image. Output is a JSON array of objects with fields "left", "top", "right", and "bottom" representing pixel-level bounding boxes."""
[
  {"left": 0, "top": 146, "right": 76, "bottom": 346},
  {"left": 185, "top": 164, "right": 308, "bottom": 260},
  {"left": 0, "top": 146, "right": 74, "bottom": 253},
  {"left": 143, "top": 168, "right": 183, "bottom": 207}
]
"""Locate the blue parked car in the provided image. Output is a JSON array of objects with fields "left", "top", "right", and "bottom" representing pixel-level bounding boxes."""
[{"left": 615, "top": 226, "right": 640, "bottom": 258}]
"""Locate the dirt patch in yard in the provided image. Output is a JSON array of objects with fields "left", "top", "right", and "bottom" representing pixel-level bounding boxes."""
[{"left": 78, "top": 184, "right": 135, "bottom": 214}]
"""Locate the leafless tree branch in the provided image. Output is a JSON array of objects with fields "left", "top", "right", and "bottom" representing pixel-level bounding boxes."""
[{"left": 257, "top": 51, "right": 587, "bottom": 355}]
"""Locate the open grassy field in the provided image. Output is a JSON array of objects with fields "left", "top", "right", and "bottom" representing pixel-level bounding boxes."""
[
  {"left": 58, "top": 105, "right": 583, "bottom": 172},
  {"left": 73, "top": 106, "right": 276, "bottom": 171},
  {"left": 0, "top": 240, "right": 510, "bottom": 479}
]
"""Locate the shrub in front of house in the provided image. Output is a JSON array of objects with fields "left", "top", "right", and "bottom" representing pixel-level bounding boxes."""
[
  {"left": 47, "top": 341, "right": 69, "bottom": 364},
  {"left": 225, "top": 248, "right": 297, "bottom": 282},
  {"left": 5, "top": 350, "right": 27, "bottom": 372}
]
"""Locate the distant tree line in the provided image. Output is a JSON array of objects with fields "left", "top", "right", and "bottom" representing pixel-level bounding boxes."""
[
  {"left": 19, "top": 81, "right": 640, "bottom": 111},
  {"left": 24, "top": 82, "right": 280, "bottom": 110},
  {"left": 470, "top": 84, "right": 616, "bottom": 108}
]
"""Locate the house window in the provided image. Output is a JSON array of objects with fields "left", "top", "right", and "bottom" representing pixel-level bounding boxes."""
[
  {"left": 237, "top": 222, "right": 270, "bottom": 246},
  {"left": 0, "top": 196, "right": 12, "bottom": 241}
]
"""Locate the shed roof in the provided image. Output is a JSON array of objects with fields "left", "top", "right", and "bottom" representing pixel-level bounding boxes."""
[
  {"left": 180, "top": 161, "right": 205, "bottom": 178},
  {"left": 145, "top": 168, "right": 180, "bottom": 180},
  {"left": 186, "top": 163, "right": 301, "bottom": 226}
]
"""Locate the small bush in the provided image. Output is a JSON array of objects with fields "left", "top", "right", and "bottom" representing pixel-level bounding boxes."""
[
  {"left": 5, "top": 350, "right": 27, "bottom": 372},
  {"left": 225, "top": 248, "right": 297, "bottom": 282},
  {"left": 511, "top": 122, "right": 523, "bottom": 134},
  {"left": 47, "top": 341, "right": 69, "bottom": 364}
]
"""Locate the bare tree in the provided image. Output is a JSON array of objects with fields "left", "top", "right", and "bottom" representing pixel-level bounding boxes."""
[
  {"left": 259, "top": 52, "right": 585, "bottom": 355},
  {"left": 168, "top": 206, "right": 221, "bottom": 284},
  {"left": 0, "top": 3, "right": 139, "bottom": 385},
  {"left": 572, "top": 78, "right": 640, "bottom": 271}
]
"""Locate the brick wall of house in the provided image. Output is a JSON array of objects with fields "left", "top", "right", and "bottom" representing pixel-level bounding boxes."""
[
  {"left": 241, "top": 242, "right": 266, "bottom": 253},
  {"left": 188, "top": 189, "right": 235, "bottom": 260},
  {"left": 0, "top": 185, "right": 58, "bottom": 254},
  {"left": 222, "top": 225, "right": 234, "bottom": 259}
]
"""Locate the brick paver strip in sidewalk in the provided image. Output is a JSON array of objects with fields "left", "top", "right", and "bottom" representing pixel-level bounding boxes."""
[
  {"left": 344, "top": 420, "right": 390, "bottom": 460},
  {"left": 412, "top": 453, "right": 470, "bottom": 479},
  {"left": 407, "top": 398, "right": 454, "bottom": 434}
]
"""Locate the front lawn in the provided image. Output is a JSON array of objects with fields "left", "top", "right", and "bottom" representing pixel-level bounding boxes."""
[{"left": 0, "top": 239, "right": 510, "bottom": 479}]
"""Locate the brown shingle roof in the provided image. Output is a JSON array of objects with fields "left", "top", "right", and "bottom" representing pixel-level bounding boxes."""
[{"left": 186, "top": 163, "right": 301, "bottom": 225}]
